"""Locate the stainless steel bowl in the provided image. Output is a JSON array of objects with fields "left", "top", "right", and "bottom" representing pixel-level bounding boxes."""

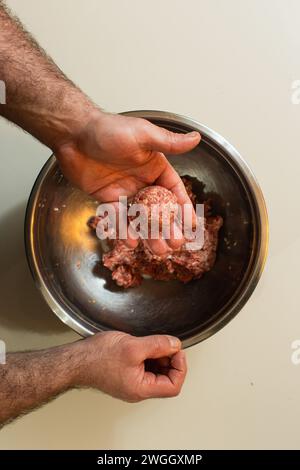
[{"left": 25, "top": 110, "right": 268, "bottom": 347}]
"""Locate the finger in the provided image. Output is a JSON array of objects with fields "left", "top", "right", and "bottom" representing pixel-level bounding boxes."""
[
  {"left": 111, "top": 201, "right": 138, "bottom": 249},
  {"left": 145, "top": 238, "right": 171, "bottom": 256},
  {"left": 141, "top": 372, "right": 181, "bottom": 398},
  {"left": 141, "top": 351, "right": 187, "bottom": 398},
  {"left": 156, "top": 356, "right": 171, "bottom": 368},
  {"left": 111, "top": 201, "right": 139, "bottom": 250},
  {"left": 135, "top": 334, "right": 181, "bottom": 362},
  {"left": 155, "top": 162, "right": 197, "bottom": 227},
  {"left": 124, "top": 220, "right": 139, "bottom": 249},
  {"left": 145, "top": 357, "right": 171, "bottom": 375},
  {"left": 94, "top": 200, "right": 138, "bottom": 249},
  {"left": 165, "top": 219, "right": 185, "bottom": 250},
  {"left": 168, "top": 350, "right": 187, "bottom": 386},
  {"left": 144, "top": 122, "right": 201, "bottom": 155}
]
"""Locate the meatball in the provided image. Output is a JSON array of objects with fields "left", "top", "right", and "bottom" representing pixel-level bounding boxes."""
[
  {"left": 89, "top": 178, "right": 223, "bottom": 288},
  {"left": 129, "top": 186, "right": 178, "bottom": 234}
]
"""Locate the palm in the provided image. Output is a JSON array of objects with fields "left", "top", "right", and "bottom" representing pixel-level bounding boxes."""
[
  {"left": 56, "top": 112, "right": 200, "bottom": 253},
  {"left": 57, "top": 112, "right": 200, "bottom": 204}
]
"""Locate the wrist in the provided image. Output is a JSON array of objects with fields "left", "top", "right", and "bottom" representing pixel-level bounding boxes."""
[
  {"left": 67, "top": 335, "right": 105, "bottom": 389},
  {"left": 50, "top": 94, "right": 102, "bottom": 152},
  {"left": 53, "top": 104, "right": 110, "bottom": 161},
  {"left": 45, "top": 342, "right": 86, "bottom": 391}
]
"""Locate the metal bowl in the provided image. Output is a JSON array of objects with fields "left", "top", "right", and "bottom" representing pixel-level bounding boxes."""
[{"left": 25, "top": 110, "right": 268, "bottom": 347}]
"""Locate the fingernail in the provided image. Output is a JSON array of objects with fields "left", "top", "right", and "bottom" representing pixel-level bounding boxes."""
[
  {"left": 187, "top": 131, "right": 199, "bottom": 139},
  {"left": 167, "top": 335, "right": 181, "bottom": 350}
]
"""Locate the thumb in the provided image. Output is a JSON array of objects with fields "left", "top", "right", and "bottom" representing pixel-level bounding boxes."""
[
  {"left": 146, "top": 124, "right": 201, "bottom": 155},
  {"left": 135, "top": 334, "right": 182, "bottom": 361}
]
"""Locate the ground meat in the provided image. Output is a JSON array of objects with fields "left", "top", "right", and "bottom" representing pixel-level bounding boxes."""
[
  {"left": 112, "top": 265, "right": 142, "bottom": 288},
  {"left": 182, "top": 177, "right": 197, "bottom": 207},
  {"left": 130, "top": 186, "right": 178, "bottom": 232},
  {"left": 88, "top": 179, "right": 223, "bottom": 288}
]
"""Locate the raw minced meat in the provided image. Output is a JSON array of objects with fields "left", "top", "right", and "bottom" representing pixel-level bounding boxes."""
[
  {"left": 130, "top": 186, "right": 178, "bottom": 230},
  {"left": 88, "top": 178, "right": 223, "bottom": 288}
]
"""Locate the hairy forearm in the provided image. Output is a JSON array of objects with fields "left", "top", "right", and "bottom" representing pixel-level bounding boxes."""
[
  {"left": 0, "top": 1, "right": 97, "bottom": 150},
  {"left": 0, "top": 342, "right": 83, "bottom": 427},
  {"left": 0, "top": 332, "right": 186, "bottom": 426}
]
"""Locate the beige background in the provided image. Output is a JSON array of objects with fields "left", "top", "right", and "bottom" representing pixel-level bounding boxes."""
[{"left": 0, "top": 0, "right": 299, "bottom": 449}]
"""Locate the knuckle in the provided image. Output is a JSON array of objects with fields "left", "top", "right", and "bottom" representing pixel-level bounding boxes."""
[
  {"left": 138, "top": 117, "right": 150, "bottom": 127},
  {"left": 136, "top": 117, "right": 152, "bottom": 134},
  {"left": 122, "top": 339, "right": 138, "bottom": 359},
  {"left": 165, "top": 130, "right": 178, "bottom": 151},
  {"left": 151, "top": 336, "right": 167, "bottom": 355},
  {"left": 107, "top": 332, "right": 129, "bottom": 348}
]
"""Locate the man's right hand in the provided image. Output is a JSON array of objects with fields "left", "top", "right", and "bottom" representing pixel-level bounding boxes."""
[
  {"left": 75, "top": 332, "right": 187, "bottom": 402},
  {"left": 56, "top": 112, "right": 200, "bottom": 255}
]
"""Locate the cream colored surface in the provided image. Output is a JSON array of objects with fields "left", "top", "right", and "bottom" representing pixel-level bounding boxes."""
[{"left": 0, "top": 0, "right": 299, "bottom": 450}]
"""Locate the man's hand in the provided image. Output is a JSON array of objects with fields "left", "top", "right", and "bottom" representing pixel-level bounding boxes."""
[
  {"left": 76, "top": 332, "right": 187, "bottom": 402},
  {"left": 56, "top": 111, "right": 201, "bottom": 254},
  {"left": 0, "top": 4, "right": 190, "bottom": 428},
  {"left": 0, "top": 4, "right": 200, "bottom": 254},
  {"left": 0, "top": 332, "right": 187, "bottom": 426}
]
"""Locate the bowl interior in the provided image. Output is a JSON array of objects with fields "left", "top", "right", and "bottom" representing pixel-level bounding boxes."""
[{"left": 26, "top": 117, "right": 258, "bottom": 345}]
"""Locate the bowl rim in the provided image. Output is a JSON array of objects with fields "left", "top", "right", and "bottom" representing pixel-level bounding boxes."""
[{"left": 25, "top": 110, "right": 269, "bottom": 347}]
